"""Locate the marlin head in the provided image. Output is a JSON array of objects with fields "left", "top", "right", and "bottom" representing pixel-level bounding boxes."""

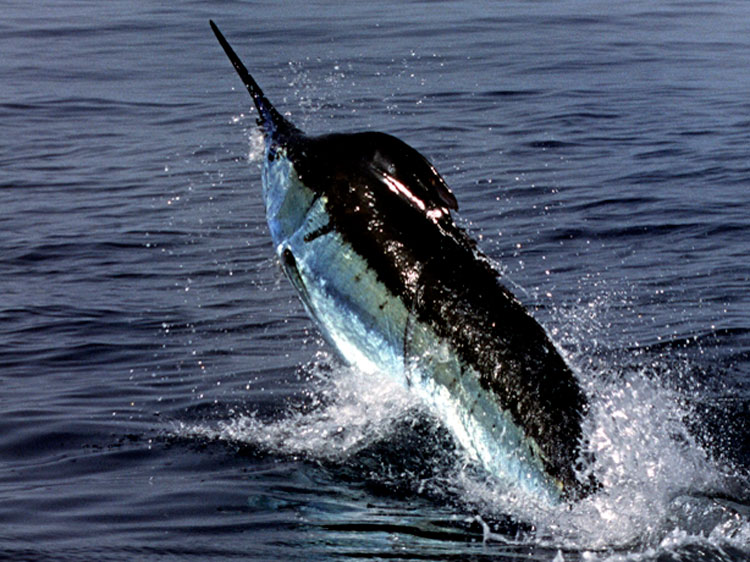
[
  {"left": 210, "top": 21, "right": 315, "bottom": 244},
  {"left": 209, "top": 21, "right": 458, "bottom": 249}
]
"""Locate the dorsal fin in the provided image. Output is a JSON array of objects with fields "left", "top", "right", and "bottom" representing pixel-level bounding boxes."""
[
  {"left": 289, "top": 131, "right": 459, "bottom": 220},
  {"left": 362, "top": 132, "right": 458, "bottom": 215},
  {"left": 210, "top": 21, "right": 300, "bottom": 138}
]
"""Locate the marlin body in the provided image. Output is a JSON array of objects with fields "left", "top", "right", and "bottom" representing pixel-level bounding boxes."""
[{"left": 211, "top": 21, "right": 592, "bottom": 503}]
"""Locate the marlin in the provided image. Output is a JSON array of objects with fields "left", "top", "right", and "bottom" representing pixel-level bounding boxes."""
[{"left": 210, "top": 21, "right": 594, "bottom": 503}]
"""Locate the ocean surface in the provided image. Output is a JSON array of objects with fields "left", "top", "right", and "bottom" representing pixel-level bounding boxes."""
[{"left": 2, "top": 1, "right": 749, "bottom": 560}]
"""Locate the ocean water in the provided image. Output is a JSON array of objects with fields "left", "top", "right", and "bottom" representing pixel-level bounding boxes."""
[{"left": 1, "top": 1, "right": 749, "bottom": 560}]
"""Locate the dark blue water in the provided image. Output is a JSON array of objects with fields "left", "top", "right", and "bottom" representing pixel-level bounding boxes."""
[{"left": 2, "top": 2, "right": 749, "bottom": 560}]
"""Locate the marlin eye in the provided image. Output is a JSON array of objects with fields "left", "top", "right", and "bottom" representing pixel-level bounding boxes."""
[{"left": 282, "top": 248, "right": 295, "bottom": 268}]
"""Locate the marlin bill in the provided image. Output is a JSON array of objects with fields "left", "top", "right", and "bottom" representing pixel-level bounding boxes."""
[{"left": 210, "top": 20, "right": 596, "bottom": 504}]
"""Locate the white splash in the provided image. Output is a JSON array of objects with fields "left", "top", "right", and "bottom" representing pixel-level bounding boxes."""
[
  {"left": 450, "top": 291, "right": 750, "bottom": 556},
  {"left": 177, "top": 357, "right": 418, "bottom": 461},
  {"left": 247, "top": 127, "right": 265, "bottom": 164},
  {"left": 174, "top": 299, "right": 749, "bottom": 557}
]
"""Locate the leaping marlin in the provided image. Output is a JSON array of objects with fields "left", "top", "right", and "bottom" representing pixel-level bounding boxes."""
[{"left": 210, "top": 21, "right": 595, "bottom": 504}]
